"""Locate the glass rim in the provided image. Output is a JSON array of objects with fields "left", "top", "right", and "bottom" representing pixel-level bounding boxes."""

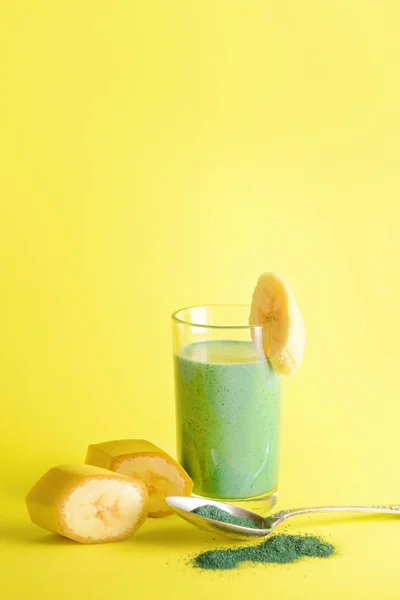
[{"left": 171, "top": 304, "right": 261, "bottom": 330}]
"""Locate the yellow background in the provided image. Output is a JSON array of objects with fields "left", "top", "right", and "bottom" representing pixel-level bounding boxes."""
[{"left": 1, "top": 1, "right": 400, "bottom": 598}]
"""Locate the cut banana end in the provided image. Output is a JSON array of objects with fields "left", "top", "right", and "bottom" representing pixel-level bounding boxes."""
[
  {"left": 86, "top": 439, "right": 194, "bottom": 517},
  {"left": 26, "top": 464, "right": 148, "bottom": 544},
  {"left": 249, "top": 272, "right": 306, "bottom": 376}
]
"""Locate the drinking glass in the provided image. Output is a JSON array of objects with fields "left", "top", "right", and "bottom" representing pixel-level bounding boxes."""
[{"left": 172, "top": 305, "right": 281, "bottom": 512}]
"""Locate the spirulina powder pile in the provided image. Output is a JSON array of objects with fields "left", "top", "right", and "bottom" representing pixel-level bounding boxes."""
[{"left": 193, "top": 534, "right": 335, "bottom": 570}]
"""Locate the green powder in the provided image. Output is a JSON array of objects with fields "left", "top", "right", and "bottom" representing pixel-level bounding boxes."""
[
  {"left": 193, "top": 534, "right": 335, "bottom": 570},
  {"left": 191, "top": 505, "right": 259, "bottom": 529}
]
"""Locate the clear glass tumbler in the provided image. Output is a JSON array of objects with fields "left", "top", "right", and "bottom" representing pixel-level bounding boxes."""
[{"left": 172, "top": 305, "right": 281, "bottom": 513}]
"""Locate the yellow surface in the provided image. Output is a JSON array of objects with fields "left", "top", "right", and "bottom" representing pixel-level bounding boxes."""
[{"left": 1, "top": 1, "right": 400, "bottom": 598}]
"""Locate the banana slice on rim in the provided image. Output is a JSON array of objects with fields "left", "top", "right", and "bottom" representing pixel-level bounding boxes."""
[
  {"left": 26, "top": 464, "right": 148, "bottom": 543},
  {"left": 249, "top": 272, "right": 306, "bottom": 376}
]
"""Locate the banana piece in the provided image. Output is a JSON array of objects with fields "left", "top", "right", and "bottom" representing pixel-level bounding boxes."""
[
  {"left": 249, "top": 272, "right": 306, "bottom": 376},
  {"left": 26, "top": 464, "right": 148, "bottom": 543},
  {"left": 86, "top": 439, "right": 194, "bottom": 517}
]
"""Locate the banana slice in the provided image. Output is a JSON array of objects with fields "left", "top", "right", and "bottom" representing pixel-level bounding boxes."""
[
  {"left": 86, "top": 439, "right": 194, "bottom": 517},
  {"left": 26, "top": 464, "right": 148, "bottom": 543},
  {"left": 249, "top": 272, "right": 306, "bottom": 376}
]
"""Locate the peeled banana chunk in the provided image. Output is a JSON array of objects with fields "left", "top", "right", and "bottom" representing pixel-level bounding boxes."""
[
  {"left": 26, "top": 464, "right": 148, "bottom": 543},
  {"left": 86, "top": 439, "right": 193, "bottom": 517}
]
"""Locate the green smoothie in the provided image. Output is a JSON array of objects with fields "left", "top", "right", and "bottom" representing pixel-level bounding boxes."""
[{"left": 174, "top": 340, "right": 281, "bottom": 499}]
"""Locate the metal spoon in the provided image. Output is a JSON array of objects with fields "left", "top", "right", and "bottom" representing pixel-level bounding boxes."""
[{"left": 166, "top": 496, "right": 400, "bottom": 540}]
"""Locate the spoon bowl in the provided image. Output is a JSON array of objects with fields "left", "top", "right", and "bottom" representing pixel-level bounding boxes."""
[{"left": 165, "top": 496, "right": 271, "bottom": 540}]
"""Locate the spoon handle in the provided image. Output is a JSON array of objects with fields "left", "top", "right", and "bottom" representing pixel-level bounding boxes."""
[{"left": 267, "top": 504, "right": 400, "bottom": 526}]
